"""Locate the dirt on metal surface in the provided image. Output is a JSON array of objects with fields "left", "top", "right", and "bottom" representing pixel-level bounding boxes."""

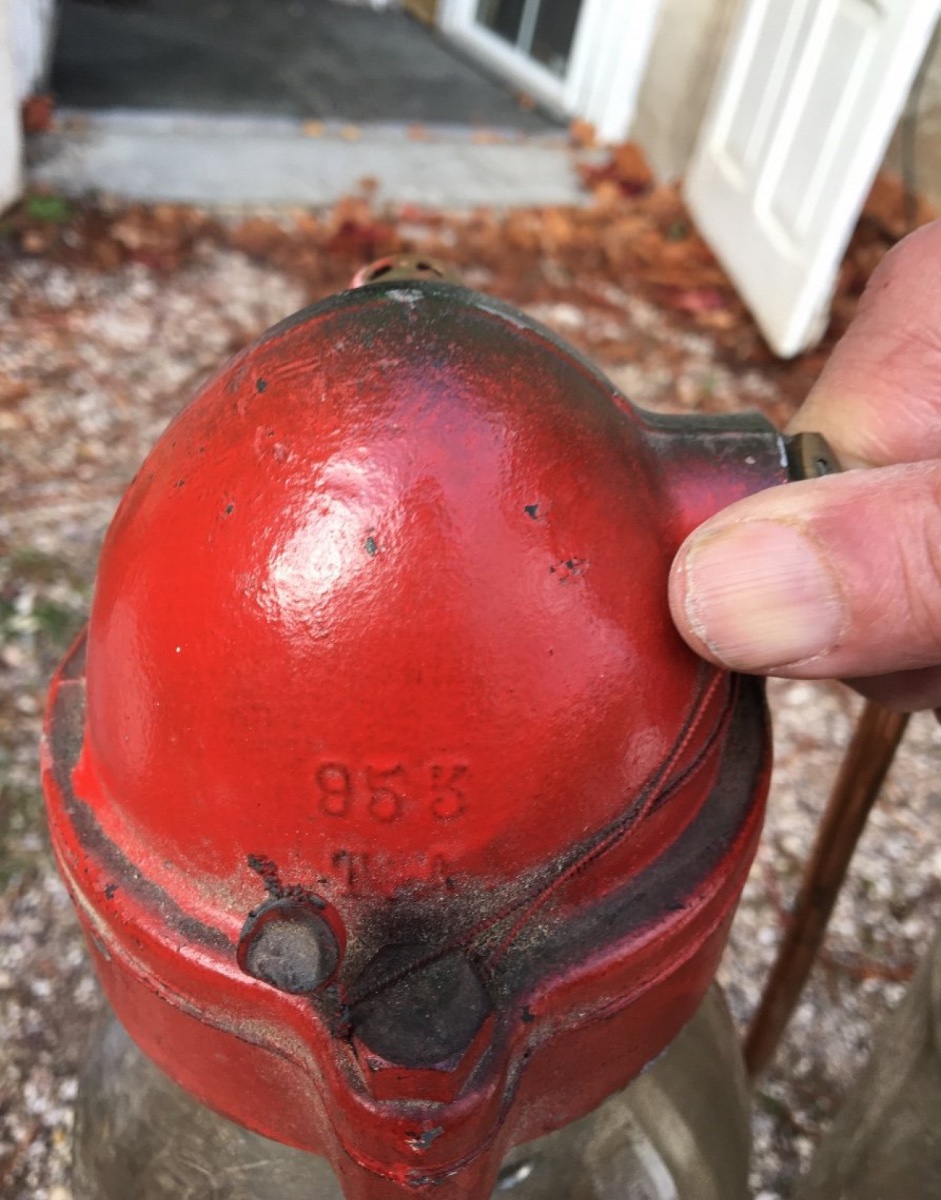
[{"left": 1, "top": 156, "right": 940, "bottom": 1199}]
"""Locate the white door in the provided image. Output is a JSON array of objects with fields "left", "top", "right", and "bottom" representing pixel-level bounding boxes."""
[
  {"left": 685, "top": 0, "right": 941, "bottom": 358},
  {"left": 439, "top": 0, "right": 663, "bottom": 143}
]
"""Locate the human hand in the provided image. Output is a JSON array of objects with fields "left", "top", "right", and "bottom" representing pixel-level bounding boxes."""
[{"left": 669, "top": 219, "right": 941, "bottom": 712}]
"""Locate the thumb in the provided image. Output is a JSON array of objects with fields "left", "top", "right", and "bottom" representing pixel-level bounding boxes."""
[{"left": 669, "top": 460, "right": 941, "bottom": 682}]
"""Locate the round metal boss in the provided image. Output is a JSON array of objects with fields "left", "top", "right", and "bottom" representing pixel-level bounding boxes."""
[{"left": 238, "top": 898, "right": 340, "bottom": 994}]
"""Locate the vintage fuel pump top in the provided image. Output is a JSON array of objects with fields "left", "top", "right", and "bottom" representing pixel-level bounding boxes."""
[{"left": 41, "top": 262, "right": 832, "bottom": 1200}]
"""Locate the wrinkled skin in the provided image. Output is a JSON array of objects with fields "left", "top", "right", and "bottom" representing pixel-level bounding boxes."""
[{"left": 670, "top": 218, "right": 941, "bottom": 715}]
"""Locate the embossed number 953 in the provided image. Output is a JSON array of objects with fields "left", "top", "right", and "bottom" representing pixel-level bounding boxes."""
[{"left": 314, "top": 761, "right": 468, "bottom": 823}]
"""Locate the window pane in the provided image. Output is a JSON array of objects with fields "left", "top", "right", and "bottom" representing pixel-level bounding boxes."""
[
  {"left": 477, "top": 0, "right": 525, "bottom": 47},
  {"left": 531, "top": 0, "right": 581, "bottom": 77}
]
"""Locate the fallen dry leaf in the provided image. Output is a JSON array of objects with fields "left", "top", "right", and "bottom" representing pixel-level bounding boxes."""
[
  {"left": 0, "top": 159, "right": 921, "bottom": 424},
  {"left": 862, "top": 171, "right": 938, "bottom": 241},
  {"left": 22, "top": 93, "right": 55, "bottom": 135},
  {"left": 659, "top": 286, "right": 732, "bottom": 314},
  {"left": 229, "top": 216, "right": 292, "bottom": 260},
  {"left": 568, "top": 118, "right": 597, "bottom": 149},
  {"left": 579, "top": 141, "right": 654, "bottom": 198}
]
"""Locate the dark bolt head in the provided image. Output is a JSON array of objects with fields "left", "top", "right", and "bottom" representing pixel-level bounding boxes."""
[
  {"left": 351, "top": 947, "right": 491, "bottom": 1067},
  {"left": 348, "top": 946, "right": 494, "bottom": 1103},
  {"left": 237, "top": 898, "right": 340, "bottom": 994}
]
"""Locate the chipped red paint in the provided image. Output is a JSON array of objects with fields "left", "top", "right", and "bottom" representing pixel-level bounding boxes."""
[{"left": 42, "top": 277, "right": 788, "bottom": 1199}]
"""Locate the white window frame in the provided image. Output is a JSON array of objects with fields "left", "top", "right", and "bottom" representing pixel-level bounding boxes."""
[{"left": 438, "top": 0, "right": 663, "bottom": 143}]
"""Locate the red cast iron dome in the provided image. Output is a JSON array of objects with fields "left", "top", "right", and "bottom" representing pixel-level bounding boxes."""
[{"left": 43, "top": 275, "right": 790, "bottom": 1200}]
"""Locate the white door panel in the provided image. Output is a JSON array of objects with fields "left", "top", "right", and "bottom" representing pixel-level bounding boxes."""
[{"left": 685, "top": 0, "right": 941, "bottom": 358}]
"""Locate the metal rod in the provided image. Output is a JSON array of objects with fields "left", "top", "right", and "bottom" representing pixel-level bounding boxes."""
[{"left": 744, "top": 698, "right": 911, "bottom": 1079}]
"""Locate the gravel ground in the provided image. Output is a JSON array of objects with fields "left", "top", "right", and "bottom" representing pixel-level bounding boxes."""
[{"left": 1, "top": 240, "right": 939, "bottom": 1200}]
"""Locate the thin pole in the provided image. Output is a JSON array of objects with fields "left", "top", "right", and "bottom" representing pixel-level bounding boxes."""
[{"left": 744, "top": 699, "right": 910, "bottom": 1079}]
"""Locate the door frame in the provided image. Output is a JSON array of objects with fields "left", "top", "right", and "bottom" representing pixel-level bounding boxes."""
[
  {"left": 10, "top": 0, "right": 57, "bottom": 100},
  {"left": 438, "top": 0, "right": 663, "bottom": 142},
  {"left": 0, "top": 0, "right": 23, "bottom": 211}
]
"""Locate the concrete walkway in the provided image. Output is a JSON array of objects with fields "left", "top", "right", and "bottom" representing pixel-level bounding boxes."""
[
  {"left": 30, "top": 111, "right": 587, "bottom": 208},
  {"left": 37, "top": 3, "right": 584, "bottom": 207}
]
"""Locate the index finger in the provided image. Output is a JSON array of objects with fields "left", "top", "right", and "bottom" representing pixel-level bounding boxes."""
[{"left": 790, "top": 219, "right": 941, "bottom": 467}]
